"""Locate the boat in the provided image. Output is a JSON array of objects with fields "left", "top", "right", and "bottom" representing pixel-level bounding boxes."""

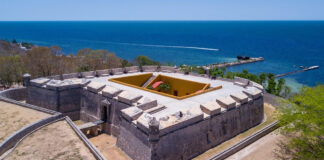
[{"left": 304, "top": 65, "right": 319, "bottom": 71}]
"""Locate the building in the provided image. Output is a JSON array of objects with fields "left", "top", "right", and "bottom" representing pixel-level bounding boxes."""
[{"left": 24, "top": 65, "right": 264, "bottom": 160}]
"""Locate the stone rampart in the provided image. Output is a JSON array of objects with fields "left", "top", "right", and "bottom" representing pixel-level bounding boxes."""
[
  {"left": 116, "top": 86, "right": 264, "bottom": 160},
  {"left": 26, "top": 78, "right": 90, "bottom": 120},
  {"left": 0, "top": 87, "right": 27, "bottom": 101}
]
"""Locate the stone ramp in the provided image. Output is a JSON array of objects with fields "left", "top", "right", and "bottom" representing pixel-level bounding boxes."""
[
  {"left": 141, "top": 75, "right": 156, "bottom": 87},
  {"left": 78, "top": 120, "right": 105, "bottom": 137}
]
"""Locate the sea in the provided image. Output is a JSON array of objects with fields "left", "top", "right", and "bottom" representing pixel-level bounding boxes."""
[{"left": 0, "top": 21, "right": 323, "bottom": 92}]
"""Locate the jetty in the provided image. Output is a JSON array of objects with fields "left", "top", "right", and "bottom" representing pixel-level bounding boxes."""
[
  {"left": 207, "top": 57, "right": 264, "bottom": 69},
  {"left": 274, "top": 65, "right": 319, "bottom": 78}
]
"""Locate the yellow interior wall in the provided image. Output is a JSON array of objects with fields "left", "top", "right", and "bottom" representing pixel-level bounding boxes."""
[
  {"left": 110, "top": 73, "right": 153, "bottom": 87},
  {"left": 147, "top": 75, "right": 209, "bottom": 97}
]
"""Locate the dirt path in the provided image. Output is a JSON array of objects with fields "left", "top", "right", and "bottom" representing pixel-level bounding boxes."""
[
  {"left": 90, "top": 134, "right": 130, "bottom": 160},
  {"left": 6, "top": 120, "right": 96, "bottom": 160},
  {"left": 226, "top": 131, "right": 284, "bottom": 160},
  {"left": 0, "top": 101, "right": 49, "bottom": 143}
]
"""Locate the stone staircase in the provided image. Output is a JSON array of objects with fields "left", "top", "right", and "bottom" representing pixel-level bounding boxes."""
[{"left": 141, "top": 75, "right": 156, "bottom": 87}]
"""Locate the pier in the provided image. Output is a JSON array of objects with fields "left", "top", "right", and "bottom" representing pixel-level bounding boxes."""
[
  {"left": 274, "top": 66, "right": 319, "bottom": 78},
  {"left": 207, "top": 57, "right": 264, "bottom": 69}
]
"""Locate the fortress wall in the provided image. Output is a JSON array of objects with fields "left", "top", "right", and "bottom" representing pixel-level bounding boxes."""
[
  {"left": 26, "top": 78, "right": 84, "bottom": 121},
  {"left": 117, "top": 118, "right": 152, "bottom": 160},
  {"left": 80, "top": 89, "right": 105, "bottom": 122},
  {"left": 117, "top": 95, "right": 264, "bottom": 160},
  {"left": 0, "top": 87, "right": 27, "bottom": 101},
  {"left": 27, "top": 85, "right": 58, "bottom": 111},
  {"left": 109, "top": 100, "right": 133, "bottom": 136},
  {"left": 58, "top": 88, "right": 81, "bottom": 112}
]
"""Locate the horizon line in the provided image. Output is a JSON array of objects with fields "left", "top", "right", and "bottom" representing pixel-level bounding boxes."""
[{"left": 1, "top": 20, "right": 324, "bottom": 22}]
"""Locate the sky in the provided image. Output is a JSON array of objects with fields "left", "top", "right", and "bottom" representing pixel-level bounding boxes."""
[{"left": 1, "top": 0, "right": 324, "bottom": 21}]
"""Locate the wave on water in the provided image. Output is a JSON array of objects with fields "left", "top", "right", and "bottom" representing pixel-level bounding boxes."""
[
  {"left": 72, "top": 39, "right": 220, "bottom": 52},
  {"left": 117, "top": 42, "right": 220, "bottom": 51}
]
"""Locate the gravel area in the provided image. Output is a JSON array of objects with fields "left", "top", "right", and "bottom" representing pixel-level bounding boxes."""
[
  {"left": 6, "top": 120, "right": 96, "bottom": 160},
  {"left": 0, "top": 101, "right": 49, "bottom": 143}
]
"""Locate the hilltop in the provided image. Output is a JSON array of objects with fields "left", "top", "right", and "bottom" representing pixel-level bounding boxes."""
[{"left": 0, "top": 40, "right": 26, "bottom": 56}]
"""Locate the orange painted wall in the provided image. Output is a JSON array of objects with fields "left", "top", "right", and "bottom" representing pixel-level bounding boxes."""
[{"left": 110, "top": 73, "right": 153, "bottom": 87}]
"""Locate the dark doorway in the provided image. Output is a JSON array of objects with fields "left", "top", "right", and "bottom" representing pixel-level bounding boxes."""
[
  {"left": 173, "top": 90, "right": 178, "bottom": 96},
  {"left": 102, "top": 106, "right": 108, "bottom": 122}
]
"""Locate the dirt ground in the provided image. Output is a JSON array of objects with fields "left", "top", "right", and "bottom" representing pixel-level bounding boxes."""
[
  {"left": 0, "top": 101, "right": 49, "bottom": 143},
  {"left": 194, "top": 103, "right": 277, "bottom": 160},
  {"left": 5, "top": 120, "right": 96, "bottom": 160},
  {"left": 226, "top": 131, "right": 284, "bottom": 160},
  {"left": 89, "top": 134, "right": 130, "bottom": 160}
]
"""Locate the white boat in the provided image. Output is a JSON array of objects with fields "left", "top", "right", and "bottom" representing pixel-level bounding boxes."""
[{"left": 304, "top": 65, "right": 319, "bottom": 71}]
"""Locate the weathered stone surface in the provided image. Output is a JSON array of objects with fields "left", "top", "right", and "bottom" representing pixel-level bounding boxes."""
[
  {"left": 160, "top": 66, "right": 176, "bottom": 73},
  {"left": 136, "top": 113, "right": 154, "bottom": 133},
  {"left": 118, "top": 91, "right": 142, "bottom": 105},
  {"left": 30, "top": 78, "right": 50, "bottom": 87},
  {"left": 62, "top": 73, "right": 79, "bottom": 79},
  {"left": 136, "top": 97, "right": 158, "bottom": 110},
  {"left": 96, "top": 69, "right": 110, "bottom": 77},
  {"left": 81, "top": 71, "right": 95, "bottom": 78},
  {"left": 125, "top": 66, "right": 140, "bottom": 73},
  {"left": 216, "top": 96, "right": 236, "bottom": 109},
  {"left": 112, "top": 68, "right": 124, "bottom": 75},
  {"left": 251, "top": 82, "right": 264, "bottom": 91},
  {"left": 142, "top": 65, "right": 157, "bottom": 72},
  {"left": 159, "top": 107, "right": 204, "bottom": 135},
  {"left": 86, "top": 81, "right": 106, "bottom": 93},
  {"left": 234, "top": 76, "right": 250, "bottom": 87},
  {"left": 243, "top": 88, "right": 262, "bottom": 99},
  {"left": 200, "top": 101, "right": 221, "bottom": 116},
  {"left": 230, "top": 92, "right": 248, "bottom": 104},
  {"left": 101, "top": 86, "right": 122, "bottom": 98},
  {"left": 121, "top": 106, "right": 143, "bottom": 121},
  {"left": 46, "top": 79, "right": 81, "bottom": 90},
  {"left": 80, "top": 89, "right": 105, "bottom": 122},
  {"left": 116, "top": 119, "right": 152, "bottom": 160},
  {"left": 144, "top": 104, "right": 166, "bottom": 114}
]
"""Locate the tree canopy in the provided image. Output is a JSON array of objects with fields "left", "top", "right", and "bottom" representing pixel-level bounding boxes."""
[{"left": 276, "top": 85, "right": 324, "bottom": 160}]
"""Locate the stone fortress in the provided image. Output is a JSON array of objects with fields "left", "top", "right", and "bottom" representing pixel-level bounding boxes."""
[{"left": 24, "top": 65, "right": 264, "bottom": 160}]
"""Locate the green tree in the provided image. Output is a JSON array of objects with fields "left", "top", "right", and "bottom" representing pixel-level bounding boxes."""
[
  {"left": 266, "top": 77, "right": 277, "bottom": 94},
  {"left": 259, "top": 72, "right": 267, "bottom": 85},
  {"left": 282, "top": 86, "right": 291, "bottom": 98},
  {"left": 136, "top": 55, "right": 158, "bottom": 66},
  {"left": 276, "top": 85, "right": 324, "bottom": 160},
  {"left": 276, "top": 78, "right": 285, "bottom": 96},
  {"left": 12, "top": 39, "right": 17, "bottom": 44},
  {"left": 24, "top": 47, "right": 56, "bottom": 77},
  {"left": 0, "top": 55, "right": 25, "bottom": 87}
]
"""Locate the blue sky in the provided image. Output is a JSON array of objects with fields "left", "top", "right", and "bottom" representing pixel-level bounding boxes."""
[{"left": 1, "top": 0, "right": 323, "bottom": 20}]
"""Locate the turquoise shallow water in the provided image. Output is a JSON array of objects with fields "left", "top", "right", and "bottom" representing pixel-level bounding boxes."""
[{"left": 0, "top": 21, "right": 323, "bottom": 89}]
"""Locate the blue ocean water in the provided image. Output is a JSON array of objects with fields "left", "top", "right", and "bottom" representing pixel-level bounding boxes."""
[{"left": 0, "top": 21, "right": 323, "bottom": 89}]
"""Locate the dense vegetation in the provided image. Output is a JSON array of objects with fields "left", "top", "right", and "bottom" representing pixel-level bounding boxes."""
[
  {"left": 180, "top": 65, "right": 291, "bottom": 98},
  {"left": 0, "top": 40, "right": 133, "bottom": 88},
  {"left": 276, "top": 85, "right": 324, "bottom": 160}
]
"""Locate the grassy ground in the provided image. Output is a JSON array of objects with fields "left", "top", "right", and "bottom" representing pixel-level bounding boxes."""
[
  {"left": 5, "top": 120, "right": 96, "bottom": 160},
  {"left": 194, "top": 103, "right": 277, "bottom": 160},
  {"left": 0, "top": 101, "right": 49, "bottom": 143}
]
